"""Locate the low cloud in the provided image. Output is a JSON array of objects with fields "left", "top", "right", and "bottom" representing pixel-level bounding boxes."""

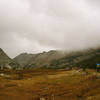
[{"left": 0, "top": 0, "right": 100, "bottom": 57}]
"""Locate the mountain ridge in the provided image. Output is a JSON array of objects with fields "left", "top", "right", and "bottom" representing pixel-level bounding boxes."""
[
  {"left": 13, "top": 48, "right": 100, "bottom": 69},
  {"left": 0, "top": 47, "right": 100, "bottom": 70},
  {"left": 14, "top": 50, "right": 67, "bottom": 68}
]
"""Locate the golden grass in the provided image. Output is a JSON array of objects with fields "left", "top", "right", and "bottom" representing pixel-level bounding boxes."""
[{"left": 0, "top": 69, "right": 100, "bottom": 100}]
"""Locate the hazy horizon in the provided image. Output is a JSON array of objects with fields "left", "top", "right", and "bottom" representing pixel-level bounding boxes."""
[{"left": 0, "top": 0, "right": 100, "bottom": 58}]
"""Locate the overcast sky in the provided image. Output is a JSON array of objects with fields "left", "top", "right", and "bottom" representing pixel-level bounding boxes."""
[{"left": 0, "top": 0, "right": 100, "bottom": 58}]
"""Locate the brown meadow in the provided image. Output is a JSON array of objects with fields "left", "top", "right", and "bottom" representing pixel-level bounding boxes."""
[{"left": 0, "top": 69, "right": 100, "bottom": 100}]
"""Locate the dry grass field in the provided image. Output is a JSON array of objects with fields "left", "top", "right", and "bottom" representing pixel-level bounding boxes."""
[{"left": 0, "top": 69, "right": 100, "bottom": 100}]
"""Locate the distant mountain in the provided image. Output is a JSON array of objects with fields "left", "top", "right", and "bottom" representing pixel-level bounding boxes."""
[
  {"left": 14, "top": 50, "right": 67, "bottom": 68},
  {"left": 0, "top": 48, "right": 20, "bottom": 69},
  {"left": 13, "top": 53, "right": 35, "bottom": 67},
  {"left": 13, "top": 48, "right": 100, "bottom": 69}
]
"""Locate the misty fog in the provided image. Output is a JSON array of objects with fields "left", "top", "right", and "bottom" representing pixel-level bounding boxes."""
[{"left": 0, "top": 0, "right": 100, "bottom": 57}]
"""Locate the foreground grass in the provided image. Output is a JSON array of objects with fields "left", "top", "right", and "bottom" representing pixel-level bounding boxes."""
[{"left": 0, "top": 69, "right": 100, "bottom": 100}]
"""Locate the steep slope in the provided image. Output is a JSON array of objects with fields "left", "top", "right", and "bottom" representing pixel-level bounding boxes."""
[
  {"left": 49, "top": 48, "right": 100, "bottom": 69},
  {"left": 0, "top": 48, "right": 20, "bottom": 69},
  {"left": 0, "top": 48, "right": 11, "bottom": 68}
]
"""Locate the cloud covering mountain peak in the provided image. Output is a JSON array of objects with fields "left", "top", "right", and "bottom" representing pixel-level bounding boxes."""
[{"left": 0, "top": 0, "right": 100, "bottom": 57}]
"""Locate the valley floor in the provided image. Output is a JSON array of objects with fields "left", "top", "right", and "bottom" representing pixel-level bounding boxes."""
[{"left": 0, "top": 69, "right": 100, "bottom": 100}]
